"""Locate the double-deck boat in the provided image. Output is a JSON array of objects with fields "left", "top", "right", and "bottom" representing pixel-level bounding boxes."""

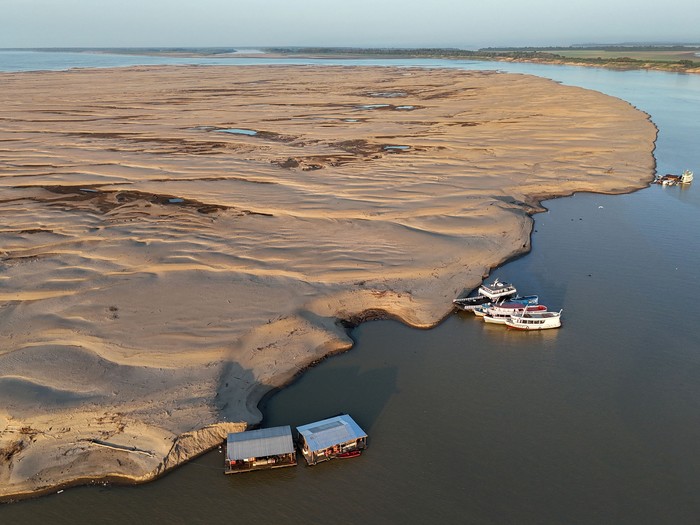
[
  {"left": 478, "top": 278, "right": 517, "bottom": 300},
  {"left": 453, "top": 278, "right": 518, "bottom": 311}
]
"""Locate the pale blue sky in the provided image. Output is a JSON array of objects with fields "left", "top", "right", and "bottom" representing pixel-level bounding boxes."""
[{"left": 3, "top": 0, "right": 699, "bottom": 48}]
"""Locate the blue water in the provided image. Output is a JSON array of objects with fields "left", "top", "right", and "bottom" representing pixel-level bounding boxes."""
[{"left": 1, "top": 50, "right": 699, "bottom": 524}]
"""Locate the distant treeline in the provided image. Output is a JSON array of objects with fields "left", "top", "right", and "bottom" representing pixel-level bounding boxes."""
[
  {"left": 265, "top": 46, "right": 699, "bottom": 69},
  {"left": 483, "top": 45, "right": 700, "bottom": 52},
  {"left": 265, "top": 47, "right": 559, "bottom": 58}
]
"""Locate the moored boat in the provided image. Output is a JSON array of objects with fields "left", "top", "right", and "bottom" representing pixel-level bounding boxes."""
[
  {"left": 509, "top": 295, "right": 539, "bottom": 306},
  {"left": 453, "top": 294, "right": 493, "bottom": 311},
  {"left": 453, "top": 278, "right": 518, "bottom": 311},
  {"left": 505, "top": 310, "right": 562, "bottom": 330},
  {"left": 680, "top": 169, "right": 694, "bottom": 184},
  {"left": 483, "top": 304, "right": 547, "bottom": 324}
]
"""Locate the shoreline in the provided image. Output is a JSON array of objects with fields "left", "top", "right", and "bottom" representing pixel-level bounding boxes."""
[
  {"left": 0, "top": 65, "right": 656, "bottom": 501},
  {"left": 4, "top": 48, "right": 699, "bottom": 76}
]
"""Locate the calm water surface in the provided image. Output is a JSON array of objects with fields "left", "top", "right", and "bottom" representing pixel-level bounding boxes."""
[{"left": 1, "top": 52, "right": 699, "bottom": 524}]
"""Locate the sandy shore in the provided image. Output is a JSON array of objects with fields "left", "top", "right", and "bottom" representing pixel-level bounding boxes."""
[{"left": 0, "top": 65, "right": 656, "bottom": 500}]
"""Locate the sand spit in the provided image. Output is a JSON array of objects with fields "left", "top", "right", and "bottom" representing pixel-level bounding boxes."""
[{"left": 0, "top": 65, "right": 655, "bottom": 499}]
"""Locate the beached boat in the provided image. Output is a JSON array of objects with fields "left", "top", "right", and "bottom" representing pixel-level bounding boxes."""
[
  {"left": 505, "top": 310, "right": 562, "bottom": 330},
  {"left": 483, "top": 304, "right": 547, "bottom": 324}
]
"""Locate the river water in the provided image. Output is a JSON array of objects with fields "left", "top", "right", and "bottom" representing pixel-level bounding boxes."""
[{"left": 1, "top": 51, "right": 699, "bottom": 524}]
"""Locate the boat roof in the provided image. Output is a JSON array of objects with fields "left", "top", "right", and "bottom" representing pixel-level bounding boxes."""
[
  {"left": 296, "top": 414, "right": 367, "bottom": 452},
  {"left": 513, "top": 310, "right": 560, "bottom": 318},
  {"left": 480, "top": 279, "right": 514, "bottom": 290},
  {"left": 226, "top": 425, "right": 295, "bottom": 460}
]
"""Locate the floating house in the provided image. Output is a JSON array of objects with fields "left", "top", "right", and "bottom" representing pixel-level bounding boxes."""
[
  {"left": 225, "top": 425, "right": 297, "bottom": 474},
  {"left": 296, "top": 414, "right": 368, "bottom": 466}
]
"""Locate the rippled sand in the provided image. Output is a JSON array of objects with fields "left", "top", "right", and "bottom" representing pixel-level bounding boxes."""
[{"left": 0, "top": 65, "right": 656, "bottom": 499}]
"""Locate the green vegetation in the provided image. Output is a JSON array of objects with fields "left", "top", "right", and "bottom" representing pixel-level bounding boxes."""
[{"left": 266, "top": 45, "right": 700, "bottom": 72}]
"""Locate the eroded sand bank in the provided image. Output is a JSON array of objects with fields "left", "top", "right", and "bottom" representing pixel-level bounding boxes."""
[{"left": 0, "top": 65, "right": 656, "bottom": 499}]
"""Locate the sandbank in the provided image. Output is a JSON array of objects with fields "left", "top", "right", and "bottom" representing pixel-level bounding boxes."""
[{"left": 0, "top": 65, "right": 656, "bottom": 500}]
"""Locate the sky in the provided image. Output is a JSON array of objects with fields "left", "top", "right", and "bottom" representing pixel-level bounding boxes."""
[{"left": 2, "top": 0, "right": 699, "bottom": 49}]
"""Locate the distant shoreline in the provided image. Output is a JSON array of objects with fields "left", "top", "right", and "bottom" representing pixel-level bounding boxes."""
[{"left": 5, "top": 46, "right": 699, "bottom": 75}]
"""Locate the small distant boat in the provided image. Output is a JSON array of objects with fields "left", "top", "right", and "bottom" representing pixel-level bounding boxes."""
[
  {"left": 654, "top": 170, "right": 693, "bottom": 186},
  {"left": 505, "top": 310, "right": 562, "bottom": 330},
  {"left": 483, "top": 304, "right": 548, "bottom": 324}
]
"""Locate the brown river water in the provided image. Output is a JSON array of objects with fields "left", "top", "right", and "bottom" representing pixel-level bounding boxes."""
[{"left": 3, "top": 187, "right": 699, "bottom": 524}]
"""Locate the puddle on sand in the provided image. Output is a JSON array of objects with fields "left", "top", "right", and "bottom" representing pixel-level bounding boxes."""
[
  {"left": 369, "top": 91, "right": 407, "bottom": 98},
  {"left": 216, "top": 128, "right": 258, "bottom": 136},
  {"left": 356, "top": 104, "right": 391, "bottom": 110}
]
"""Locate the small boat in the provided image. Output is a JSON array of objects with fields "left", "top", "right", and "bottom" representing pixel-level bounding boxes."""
[
  {"left": 336, "top": 450, "right": 362, "bottom": 459},
  {"left": 473, "top": 306, "right": 489, "bottom": 317},
  {"left": 680, "top": 169, "right": 694, "bottom": 184},
  {"left": 505, "top": 310, "right": 562, "bottom": 330},
  {"left": 483, "top": 304, "right": 547, "bottom": 324},
  {"left": 507, "top": 295, "right": 539, "bottom": 306}
]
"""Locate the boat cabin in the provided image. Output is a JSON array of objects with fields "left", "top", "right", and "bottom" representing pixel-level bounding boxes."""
[
  {"left": 478, "top": 278, "right": 517, "bottom": 300},
  {"left": 296, "top": 414, "right": 368, "bottom": 466},
  {"left": 225, "top": 425, "right": 297, "bottom": 474}
]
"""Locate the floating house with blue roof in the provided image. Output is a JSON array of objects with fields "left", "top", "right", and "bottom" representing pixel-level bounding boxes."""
[{"left": 296, "top": 414, "right": 368, "bottom": 465}]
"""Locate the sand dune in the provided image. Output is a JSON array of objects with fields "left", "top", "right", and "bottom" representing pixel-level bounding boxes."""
[{"left": 0, "top": 65, "right": 655, "bottom": 499}]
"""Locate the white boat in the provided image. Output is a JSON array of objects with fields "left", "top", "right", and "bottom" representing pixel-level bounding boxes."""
[
  {"left": 680, "top": 169, "right": 694, "bottom": 184},
  {"left": 505, "top": 310, "right": 562, "bottom": 330},
  {"left": 468, "top": 295, "right": 538, "bottom": 316},
  {"left": 477, "top": 279, "right": 517, "bottom": 300},
  {"left": 483, "top": 304, "right": 547, "bottom": 324},
  {"left": 474, "top": 306, "right": 489, "bottom": 317}
]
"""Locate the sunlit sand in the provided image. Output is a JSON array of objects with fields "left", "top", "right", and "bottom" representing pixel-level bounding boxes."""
[{"left": 0, "top": 65, "right": 656, "bottom": 499}]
